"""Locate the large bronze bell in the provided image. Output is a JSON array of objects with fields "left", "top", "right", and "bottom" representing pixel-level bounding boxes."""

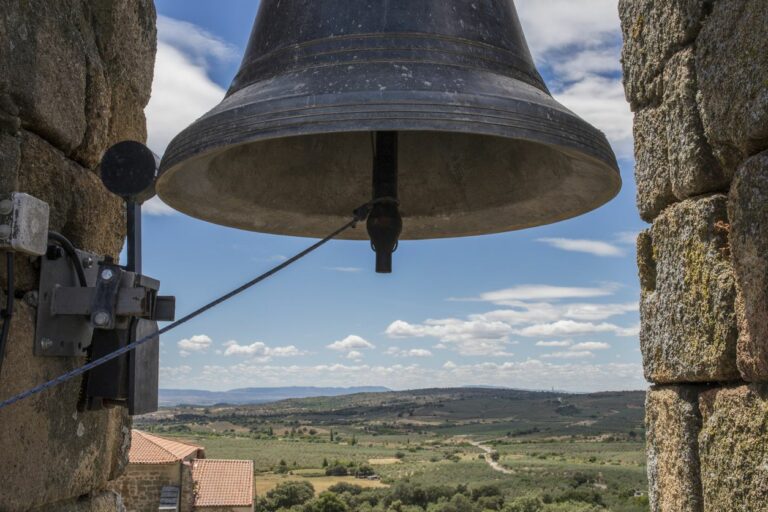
[{"left": 157, "top": 0, "right": 620, "bottom": 268}]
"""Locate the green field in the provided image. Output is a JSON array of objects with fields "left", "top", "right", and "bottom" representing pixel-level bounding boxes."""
[{"left": 137, "top": 388, "right": 649, "bottom": 512}]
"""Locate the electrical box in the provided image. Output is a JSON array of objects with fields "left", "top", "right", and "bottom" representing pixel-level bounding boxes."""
[{"left": 0, "top": 193, "right": 50, "bottom": 256}]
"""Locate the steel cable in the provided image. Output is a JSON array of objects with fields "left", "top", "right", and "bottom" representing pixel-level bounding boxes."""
[{"left": 0, "top": 205, "right": 371, "bottom": 411}]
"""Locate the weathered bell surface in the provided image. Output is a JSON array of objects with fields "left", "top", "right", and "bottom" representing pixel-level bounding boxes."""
[{"left": 157, "top": 0, "right": 621, "bottom": 241}]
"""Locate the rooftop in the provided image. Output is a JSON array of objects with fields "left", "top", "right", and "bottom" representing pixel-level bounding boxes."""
[
  {"left": 129, "top": 430, "right": 204, "bottom": 465},
  {"left": 191, "top": 459, "right": 254, "bottom": 508}
]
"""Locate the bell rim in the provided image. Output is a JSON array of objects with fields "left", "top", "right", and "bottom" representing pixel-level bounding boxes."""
[
  {"left": 157, "top": 85, "right": 622, "bottom": 240},
  {"left": 156, "top": 150, "right": 621, "bottom": 241}
]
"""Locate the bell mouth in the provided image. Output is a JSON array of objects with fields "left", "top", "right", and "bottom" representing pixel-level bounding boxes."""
[{"left": 157, "top": 72, "right": 621, "bottom": 240}]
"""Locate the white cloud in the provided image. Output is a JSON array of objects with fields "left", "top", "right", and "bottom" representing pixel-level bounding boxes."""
[
  {"left": 144, "top": 15, "right": 235, "bottom": 179},
  {"left": 617, "top": 324, "right": 641, "bottom": 337},
  {"left": 143, "top": 17, "right": 233, "bottom": 211},
  {"left": 477, "top": 303, "right": 561, "bottom": 325},
  {"left": 551, "top": 47, "right": 622, "bottom": 81},
  {"left": 326, "top": 335, "right": 375, "bottom": 352},
  {"left": 141, "top": 196, "right": 176, "bottom": 216},
  {"left": 537, "top": 238, "right": 625, "bottom": 257},
  {"left": 479, "top": 301, "right": 636, "bottom": 326},
  {"left": 518, "top": 320, "right": 638, "bottom": 337},
  {"left": 326, "top": 267, "right": 363, "bottom": 273},
  {"left": 346, "top": 350, "right": 364, "bottom": 361},
  {"left": 385, "top": 347, "right": 433, "bottom": 358},
  {"left": 615, "top": 231, "right": 641, "bottom": 245},
  {"left": 385, "top": 275, "right": 640, "bottom": 364},
  {"left": 562, "top": 302, "right": 638, "bottom": 321},
  {"left": 536, "top": 340, "right": 573, "bottom": 348},
  {"left": 169, "top": 360, "right": 647, "bottom": 393},
  {"left": 571, "top": 342, "right": 612, "bottom": 351},
  {"left": 542, "top": 351, "right": 595, "bottom": 359},
  {"left": 386, "top": 319, "right": 513, "bottom": 356},
  {"left": 477, "top": 284, "right": 617, "bottom": 304},
  {"left": 160, "top": 365, "right": 192, "bottom": 383},
  {"left": 516, "top": 0, "right": 620, "bottom": 57},
  {"left": 146, "top": 42, "right": 226, "bottom": 158},
  {"left": 268, "top": 346, "right": 306, "bottom": 357},
  {"left": 223, "top": 340, "right": 306, "bottom": 359},
  {"left": 178, "top": 334, "right": 212, "bottom": 357},
  {"left": 156, "top": 16, "right": 237, "bottom": 66},
  {"left": 389, "top": 283, "right": 637, "bottom": 357}
]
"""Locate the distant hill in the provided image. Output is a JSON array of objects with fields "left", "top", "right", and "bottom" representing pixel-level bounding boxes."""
[
  {"left": 158, "top": 386, "right": 391, "bottom": 406},
  {"left": 146, "top": 387, "right": 646, "bottom": 438}
]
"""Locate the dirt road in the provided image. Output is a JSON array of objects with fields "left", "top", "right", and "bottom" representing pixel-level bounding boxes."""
[{"left": 467, "top": 439, "right": 514, "bottom": 475}]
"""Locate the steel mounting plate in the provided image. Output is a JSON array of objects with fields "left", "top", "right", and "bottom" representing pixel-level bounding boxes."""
[{"left": 35, "top": 248, "right": 101, "bottom": 357}]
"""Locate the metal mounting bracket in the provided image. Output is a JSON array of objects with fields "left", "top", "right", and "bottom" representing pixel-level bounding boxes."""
[
  {"left": 35, "top": 247, "right": 101, "bottom": 357},
  {"left": 34, "top": 251, "right": 175, "bottom": 357}
]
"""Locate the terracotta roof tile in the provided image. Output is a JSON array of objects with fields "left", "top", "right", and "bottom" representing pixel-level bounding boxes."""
[
  {"left": 192, "top": 459, "right": 254, "bottom": 507},
  {"left": 129, "top": 430, "right": 203, "bottom": 464}
]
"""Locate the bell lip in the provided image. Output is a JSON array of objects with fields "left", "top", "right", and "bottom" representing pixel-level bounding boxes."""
[{"left": 157, "top": 87, "right": 622, "bottom": 241}]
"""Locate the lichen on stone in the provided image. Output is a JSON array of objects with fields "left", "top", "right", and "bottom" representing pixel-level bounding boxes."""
[{"left": 640, "top": 195, "right": 739, "bottom": 383}]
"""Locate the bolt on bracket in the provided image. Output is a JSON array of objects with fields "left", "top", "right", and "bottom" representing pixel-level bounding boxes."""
[{"left": 34, "top": 251, "right": 174, "bottom": 357}]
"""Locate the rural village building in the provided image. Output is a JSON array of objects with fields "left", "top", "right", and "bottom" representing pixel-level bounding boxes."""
[
  {"left": 191, "top": 459, "right": 255, "bottom": 512},
  {"left": 110, "top": 430, "right": 254, "bottom": 512}
]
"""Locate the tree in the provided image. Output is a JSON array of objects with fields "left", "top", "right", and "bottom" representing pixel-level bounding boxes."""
[
  {"left": 322, "top": 457, "right": 329, "bottom": 468},
  {"left": 477, "top": 496, "right": 504, "bottom": 511},
  {"left": 554, "top": 489, "right": 604, "bottom": 507},
  {"left": 328, "top": 482, "right": 364, "bottom": 495},
  {"left": 502, "top": 497, "right": 542, "bottom": 512},
  {"left": 325, "top": 464, "right": 349, "bottom": 476},
  {"left": 305, "top": 492, "right": 349, "bottom": 512},
  {"left": 355, "top": 464, "right": 375, "bottom": 478},
  {"left": 471, "top": 485, "right": 502, "bottom": 501},
  {"left": 536, "top": 503, "right": 602, "bottom": 512},
  {"left": 264, "top": 481, "right": 315, "bottom": 509},
  {"left": 275, "top": 459, "right": 290, "bottom": 474},
  {"left": 490, "top": 452, "right": 500, "bottom": 462},
  {"left": 330, "top": 429, "right": 335, "bottom": 442},
  {"left": 428, "top": 493, "right": 476, "bottom": 512}
]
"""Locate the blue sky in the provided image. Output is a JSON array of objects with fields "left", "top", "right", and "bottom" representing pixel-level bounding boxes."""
[{"left": 146, "top": 0, "right": 646, "bottom": 392}]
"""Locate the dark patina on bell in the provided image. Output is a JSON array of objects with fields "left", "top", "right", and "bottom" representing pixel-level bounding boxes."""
[{"left": 157, "top": 0, "right": 620, "bottom": 247}]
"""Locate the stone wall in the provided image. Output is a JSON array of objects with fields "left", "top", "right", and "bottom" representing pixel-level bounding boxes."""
[
  {"left": 181, "top": 461, "right": 196, "bottom": 512},
  {"left": 109, "top": 463, "right": 184, "bottom": 512},
  {"left": 620, "top": 0, "right": 768, "bottom": 510},
  {"left": 0, "top": 1, "right": 156, "bottom": 511}
]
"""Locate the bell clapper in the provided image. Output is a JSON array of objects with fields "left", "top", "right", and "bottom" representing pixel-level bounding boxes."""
[{"left": 367, "top": 131, "right": 403, "bottom": 274}]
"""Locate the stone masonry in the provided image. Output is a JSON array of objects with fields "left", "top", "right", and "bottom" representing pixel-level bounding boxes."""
[
  {"left": 0, "top": 1, "right": 156, "bottom": 511},
  {"left": 620, "top": 0, "right": 768, "bottom": 510},
  {"left": 110, "top": 463, "right": 195, "bottom": 512}
]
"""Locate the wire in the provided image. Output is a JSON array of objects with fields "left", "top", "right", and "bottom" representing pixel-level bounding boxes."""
[
  {"left": 48, "top": 231, "right": 88, "bottom": 287},
  {"left": 0, "top": 205, "right": 371, "bottom": 411},
  {"left": 0, "top": 252, "right": 14, "bottom": 379}
]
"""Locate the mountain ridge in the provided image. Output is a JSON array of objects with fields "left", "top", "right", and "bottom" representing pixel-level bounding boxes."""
[{"left": 158, "top": 386, "right": 392, "bottom": 406}]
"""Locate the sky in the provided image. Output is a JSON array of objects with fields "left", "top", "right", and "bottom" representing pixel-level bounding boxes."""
[{"left": 145, "top": 0, "right": 646, "bottom": 393}]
